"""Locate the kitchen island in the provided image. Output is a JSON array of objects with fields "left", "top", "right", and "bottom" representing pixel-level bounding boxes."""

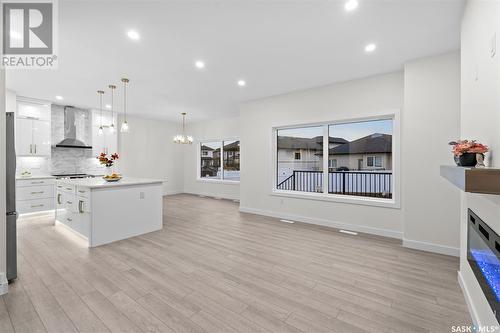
[{"left": 55, "top": 177, "right": 163, "bottom": 247}]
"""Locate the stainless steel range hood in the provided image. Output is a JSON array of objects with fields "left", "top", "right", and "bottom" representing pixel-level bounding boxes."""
[{"left": 55, "top": 106, "right": 92, "bottom": 149}]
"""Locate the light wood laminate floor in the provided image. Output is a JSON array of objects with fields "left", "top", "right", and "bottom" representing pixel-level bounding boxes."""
[{"left": 1, "top": 194, "right": 470, "bottom": 333}]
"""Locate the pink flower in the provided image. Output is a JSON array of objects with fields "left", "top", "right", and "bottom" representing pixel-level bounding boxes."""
[{"left": 449, "top": 140, "right": 488, "bottom": 156}]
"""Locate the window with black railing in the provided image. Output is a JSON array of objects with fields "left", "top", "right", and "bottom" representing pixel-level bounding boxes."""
[{"left": 276, "top": 118, "right": 394, "bottom": 200}]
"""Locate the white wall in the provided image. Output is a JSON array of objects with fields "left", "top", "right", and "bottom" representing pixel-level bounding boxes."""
[
  {"left": 183, "top": 116, "right": 240, "bottom": 200},
  {"left": 0, "top": 70, "right": 6, "bottom": 289},
  {"left": 239, "top": 72, "right": 404, "bottom": 238},
  {"left": 402, "top": 52, "right": 461, "bottom": 256},
  {"left": 118, "top": 115, "right": 184, "bottom": 195},
  {"left": 459, "top": 0, "right": 500, "bottom": 326}
]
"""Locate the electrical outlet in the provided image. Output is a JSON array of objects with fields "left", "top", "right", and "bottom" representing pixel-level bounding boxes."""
[{"left": 491, "top": 33, "right": 497, "bottom": 58}]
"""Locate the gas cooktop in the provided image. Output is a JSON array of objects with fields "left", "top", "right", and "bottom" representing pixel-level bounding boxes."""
[{"left": 52, "top": 173, "right": 95, "bottom": 179}]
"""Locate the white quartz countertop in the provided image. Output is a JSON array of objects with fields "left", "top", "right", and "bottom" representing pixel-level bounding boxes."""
[
  {"left": 56, "top": 177, "right": 164, "bottom": 189},
  {"left": 16, "top": 175, "right": 56, "bottom": 180}
]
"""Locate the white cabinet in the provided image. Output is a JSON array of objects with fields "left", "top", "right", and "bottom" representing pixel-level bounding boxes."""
[
  {"left": 32, "top": 119, "right": 51, "bottom": 155},
  {"left": 17, "top": 100, "right": 50, "bottom": 120},
  {"left": 91, "top": 109, "right": 117, "bottom": 157},
  {"left": 16, "top": 178, "right": 55, "bottom": 214},
  {"left": 55, "top": 186, "right": 91, "bottom": 239},
  {"left": 15, "top": 118, "right": 34, "bottom": 156},
  {"left": 16, "top": 100, "right": 51, "bottom": 157}
]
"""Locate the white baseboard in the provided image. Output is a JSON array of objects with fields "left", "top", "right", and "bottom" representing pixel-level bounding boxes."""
[
  {"left": 239, "top": 206, "right": 403, "bottom": 239},
  {"left": 458, "top": 270, "right": 480, "bottom": 327},
  {"left": 403, "top": 238, "right": 459, "bottom": 257},
  {"left": 184, "top": 191, "right": 240, "bottom": 201},
  {"left": 0, "top": 273, "right": 8, "bottom": 295}
]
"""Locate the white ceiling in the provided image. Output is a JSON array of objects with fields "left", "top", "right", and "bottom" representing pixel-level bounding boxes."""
[{"left": 7, "top": 0, "right": 465, "bottom": 122}]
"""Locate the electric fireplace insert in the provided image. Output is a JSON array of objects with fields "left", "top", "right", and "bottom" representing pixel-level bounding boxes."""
[{"left": 467, "top": 209, "right": 500, "bottom": 321}]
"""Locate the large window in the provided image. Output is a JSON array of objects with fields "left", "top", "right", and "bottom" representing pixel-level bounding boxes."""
[
  {"left": 199, "top": 139, "right": 240, "bottom": 181},
  {"left": 275, "top": 118, "right": 394, "bottom": 201},
  {"left": 276, "top": 126, "right": 323, "bottom": 193}
]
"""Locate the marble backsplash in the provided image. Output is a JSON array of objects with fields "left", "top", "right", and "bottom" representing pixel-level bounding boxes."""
[{"left": 17, "top": 150, "right": 106, "bottom": 176}]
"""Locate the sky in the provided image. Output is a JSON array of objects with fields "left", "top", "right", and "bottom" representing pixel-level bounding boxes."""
[
  {"left": 278, "top": 119, "right": 393, "bottom": 142},
  {"left": 202, "top": 140, "right": 239, "bottom": 150}
]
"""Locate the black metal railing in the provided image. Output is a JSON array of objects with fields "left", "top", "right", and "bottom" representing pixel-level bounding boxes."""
[{"left": 277, "top": 170, "right": 392, "bottom": 199}]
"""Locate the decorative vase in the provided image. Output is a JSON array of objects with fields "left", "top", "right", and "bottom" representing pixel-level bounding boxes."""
[
  {"left": 105, "top": 166, "right": 114, "bottom": 176},
  {"left": 454, "top": 153, "right": 477, "bottom": 167},
  {"left": 475, "top": 153, "right": 485, "bottom": 168}
]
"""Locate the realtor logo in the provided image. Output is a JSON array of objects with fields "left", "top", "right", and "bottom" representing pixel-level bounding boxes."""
[{"left": 2, "top": 0, "right": 58, "bottom": 68}]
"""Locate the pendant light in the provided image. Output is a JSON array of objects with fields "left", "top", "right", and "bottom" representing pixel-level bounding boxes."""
[
  {"left": 108, "top": 84, "right": 116, "bottom": 133},
  {"left": 173, "top": 112, "right": 193, "bottom": 144},
  {"left": 97, "top": 90, "right": 105, "bottom": 136},
  {"left": 120, "top": 78, "right": 130, "bottom": 133}
]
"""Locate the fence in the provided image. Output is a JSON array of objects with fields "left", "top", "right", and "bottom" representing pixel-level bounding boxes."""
[{"left": 277, "top": 170, "right": 392, "bottom": 198}]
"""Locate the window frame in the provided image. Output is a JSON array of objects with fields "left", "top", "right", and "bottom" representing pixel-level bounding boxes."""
[
  {"left": 197, "top": 137, "right": 240, "bottom": 184},
  {"left": 271, "top": 111, "right": 400, "bottom": 209}
]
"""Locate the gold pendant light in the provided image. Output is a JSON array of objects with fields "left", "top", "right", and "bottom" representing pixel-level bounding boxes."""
[
  {"left": 97, "top": 90, "right": 105, "bottom": 136},
  {"left": 120, "top": 78, "right": 130, "bottom": 133},
  {"left": 108, "top": 84, "right": 116, "bottom": 133},
  {"left": 173, "top": 112, "right": 193, "bottom": 144}
]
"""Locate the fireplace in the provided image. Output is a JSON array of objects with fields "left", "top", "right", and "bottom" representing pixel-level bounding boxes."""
[{"left": 467, "top": 209, "right": 500, "bottom": 321}]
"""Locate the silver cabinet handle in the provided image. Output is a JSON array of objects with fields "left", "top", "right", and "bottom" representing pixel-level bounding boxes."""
[
  {"left": 78, "top": 200, "right": 84, "bottom": 213},
  {"left": 31, "top": 181, "right": 44, "bottom": 184},
  {"left": 66, "top": 201, "right": 73, "bottom": 204},
  {"left": 78, "top": 190, "right": 86, "bottom": 193},
  {"left": 66, "top": 217, "right": 72, "bottom": 222},
  {"left": 34, "top": 144, "right": 37, "bottom": 154},
  {"left": 31, "top": 204, "right": 44, "bottom": 208},
  {"left": 29, "top": 144, "right": 32, "bottom": 154},
  {"left": 31, "top": 191, "right": 44, "bottom": 194},
  {"left": 57, "top": 194, "right": 62, "bottom": 204},
  {"left": 66, "top": 187, "right": 72, "bottom": 191}
]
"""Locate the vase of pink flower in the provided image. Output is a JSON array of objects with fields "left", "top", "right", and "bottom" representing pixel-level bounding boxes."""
[
  {"left": 98, "top": 152, "right": 120, "bottom": 176},
  {"left": 448, "top": 140, "right": 489, "bottom": 167}
]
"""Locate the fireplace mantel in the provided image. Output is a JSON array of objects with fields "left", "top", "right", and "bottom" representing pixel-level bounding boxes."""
[{"left": 440, "top": 165, "right": 500, "bottom": 195}]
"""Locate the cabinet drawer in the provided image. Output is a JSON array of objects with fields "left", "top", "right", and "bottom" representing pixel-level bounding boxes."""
[
  {"left": 58, "top": 183, "right": 76, "bottom": 194},
  {"left": 18, "top": 198, "right": 54, "bottom": 214},
  {"left": 17, "top": 178, "right": 55, "bottom": 187},
  {"left": 63, "top": 193, "right": 77, "bottom": 212},
  {"left": 17, "top": 184, "right": 54, "bottom": 201},
  {"left": 58, "top": 211, "right": 89, "bottom": 239},
  {"left": 76, "top": 187, "right": 90, "bottom": 198}
]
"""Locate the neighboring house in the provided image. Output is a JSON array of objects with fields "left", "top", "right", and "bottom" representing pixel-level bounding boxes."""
[
  {"left": 201, "top": 142, "right": 240, "bottom": 178},
  {"left": 222, "top": 141, "right": 240, "bottom": 169},
  {"left": 277, "top": 136, "right": 347, "bottom": 183},
  {"left": 200, "top": 145, "right": 219, "bottom": 177},
  {"left": 326, "top": 133, "right": 392, "bottom": 171}
]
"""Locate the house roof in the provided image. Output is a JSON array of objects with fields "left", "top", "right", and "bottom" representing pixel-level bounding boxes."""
[
  {"left": 223, "top": 141, "right": 240, "bottom": 151},
  {"left": 277, "top": 136, "right": 347, "bottom": 150},
  {"left": 201, "top": 145, "right": 215, "bottom": 151},
  {"left": 328, "top": 133, "right": 392, "bottom": 155}
]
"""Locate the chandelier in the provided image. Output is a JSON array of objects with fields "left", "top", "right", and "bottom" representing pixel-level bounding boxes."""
[{"left": 173, "top": 112, "right": 193, "bottom": 144}]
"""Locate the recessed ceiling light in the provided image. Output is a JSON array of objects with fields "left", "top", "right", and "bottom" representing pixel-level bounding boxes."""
[
  {"left": 237, "top": 80, "right": 246, "bottom": 87},
  {"left": 195, "top": 60, "right": 205, "bottom": 69},
  {"left": 364, "top": 43, "right": 377, "bottom": 53},
  {"left": 127, "top": 30, "right": 140, "bottom": 41},
  {"left": 55, "top": 95, "right": 63, "bottom": 100},
  {"left": 105, "top": 104, "right": 111, "bottom": 109},
  {"left": 344, "top": 0, "right": 359, "bottom": 11}
]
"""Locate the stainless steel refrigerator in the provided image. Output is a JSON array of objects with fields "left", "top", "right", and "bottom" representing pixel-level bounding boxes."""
[{"left": 6, "top": 112, "right": 17, "bottom": 281}]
